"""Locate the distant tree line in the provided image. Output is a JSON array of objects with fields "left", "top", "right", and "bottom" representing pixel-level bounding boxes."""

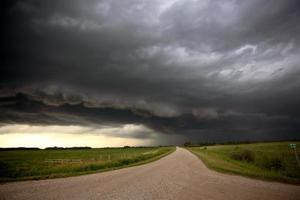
[
  {"left": 45, "top": 146, "right": 92, "bottom": 150},
  {"left": 0, "top": 147, "right": 94, "bottom": 150},
  {"left": 0, "top": 147, "right": 40, "bottom": 151},
  {"left": 183, "top": 139, "right": 300, "bottom": 147}
]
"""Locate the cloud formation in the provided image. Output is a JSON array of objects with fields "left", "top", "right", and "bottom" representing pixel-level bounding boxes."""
[{"left": 1, "top": 0, "right": 300, "bottom": 143}]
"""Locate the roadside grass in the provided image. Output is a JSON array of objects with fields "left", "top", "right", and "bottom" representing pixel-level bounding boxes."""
[
  {"left": 0, "top": 147, "right": 175, "bottom": 182},
  {"left": 187, "top": 142, "right": 300, "bottom": 184}
]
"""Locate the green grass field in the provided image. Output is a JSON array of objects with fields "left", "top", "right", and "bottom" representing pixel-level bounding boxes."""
[
  {"left": 188, "top": 142, "right": 300, "bottom": 184},
  {"left": 0, "top": 147, "right": 175, "bottom": 182}
]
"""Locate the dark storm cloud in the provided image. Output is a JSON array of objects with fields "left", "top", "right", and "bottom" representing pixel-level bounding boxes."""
[{"left": 1, "top": 0, "right": 300, "bottom": 142}]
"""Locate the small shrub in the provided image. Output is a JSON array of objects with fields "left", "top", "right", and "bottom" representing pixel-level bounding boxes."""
[
  {"left": 82, "top": 163, "right": 104, "bottom": 171},
  {"left": 231, "top": 150, "right": 255, "bottom": 162},
  {"left": 119, "top": 159, "right": 131, "bottom": 165},
  {"left": 264, "top": 157, "right": 284, "bottom": 170},
  {"left": 184, "top": 142, "right": 192, "bottom": 147},
  {"left": 0, "top": 162, "right": 10, "bottom": 177}
]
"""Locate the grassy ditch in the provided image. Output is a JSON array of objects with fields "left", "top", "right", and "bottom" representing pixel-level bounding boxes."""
[
  {"left": 0, "top": 147, "right": 175, "bottom": 182},
  {"left": 188, "top": 142, "right": 300, "bottom": 184}
]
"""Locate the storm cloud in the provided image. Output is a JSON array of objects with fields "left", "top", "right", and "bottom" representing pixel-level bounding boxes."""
[{"left": 1, "top": 0, "right": 300, "bottom": 143}]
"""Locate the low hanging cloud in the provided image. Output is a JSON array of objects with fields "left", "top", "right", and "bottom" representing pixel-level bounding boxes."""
[{"left": 1, "top": 0, "right": 300, "bottom": 142}]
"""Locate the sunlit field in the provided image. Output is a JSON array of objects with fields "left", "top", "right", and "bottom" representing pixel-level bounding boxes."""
[
  {"left": 188, "top": 142, "right": 300, "bottom": 184},
  {"left": 0, "top": 147, "right": 175, "bottom": 182}
]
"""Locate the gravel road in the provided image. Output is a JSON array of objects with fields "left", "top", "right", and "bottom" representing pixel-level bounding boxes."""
[{"left": 0, "top": 147, "right": 299, "bottom": 200}]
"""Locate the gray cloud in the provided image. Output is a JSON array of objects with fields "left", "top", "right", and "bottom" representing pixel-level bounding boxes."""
[{"left": 1, "top": 0, "right": 300, "bottom": 143}]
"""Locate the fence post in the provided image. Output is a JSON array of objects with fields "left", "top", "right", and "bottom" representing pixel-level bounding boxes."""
[{"left": 294, "top": 147, "right": 300, "bottom": 168}]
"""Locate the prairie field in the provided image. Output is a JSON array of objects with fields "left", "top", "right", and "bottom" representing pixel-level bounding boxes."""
[
  {"left": 188, "top": 142, "right": 300, "bottom": 184},
  {"left": 0, "top": 147, "right": 174, "bottom": 182}
]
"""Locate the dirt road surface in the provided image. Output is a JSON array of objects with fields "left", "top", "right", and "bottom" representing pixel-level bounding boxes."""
[{"left": 0, "top": 147, "right": 299, "bottom": 200}]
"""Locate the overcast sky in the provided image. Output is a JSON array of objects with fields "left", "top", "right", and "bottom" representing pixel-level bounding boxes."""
[{"left": 1, "top": 0, "right": 300, "bottom": 147}]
